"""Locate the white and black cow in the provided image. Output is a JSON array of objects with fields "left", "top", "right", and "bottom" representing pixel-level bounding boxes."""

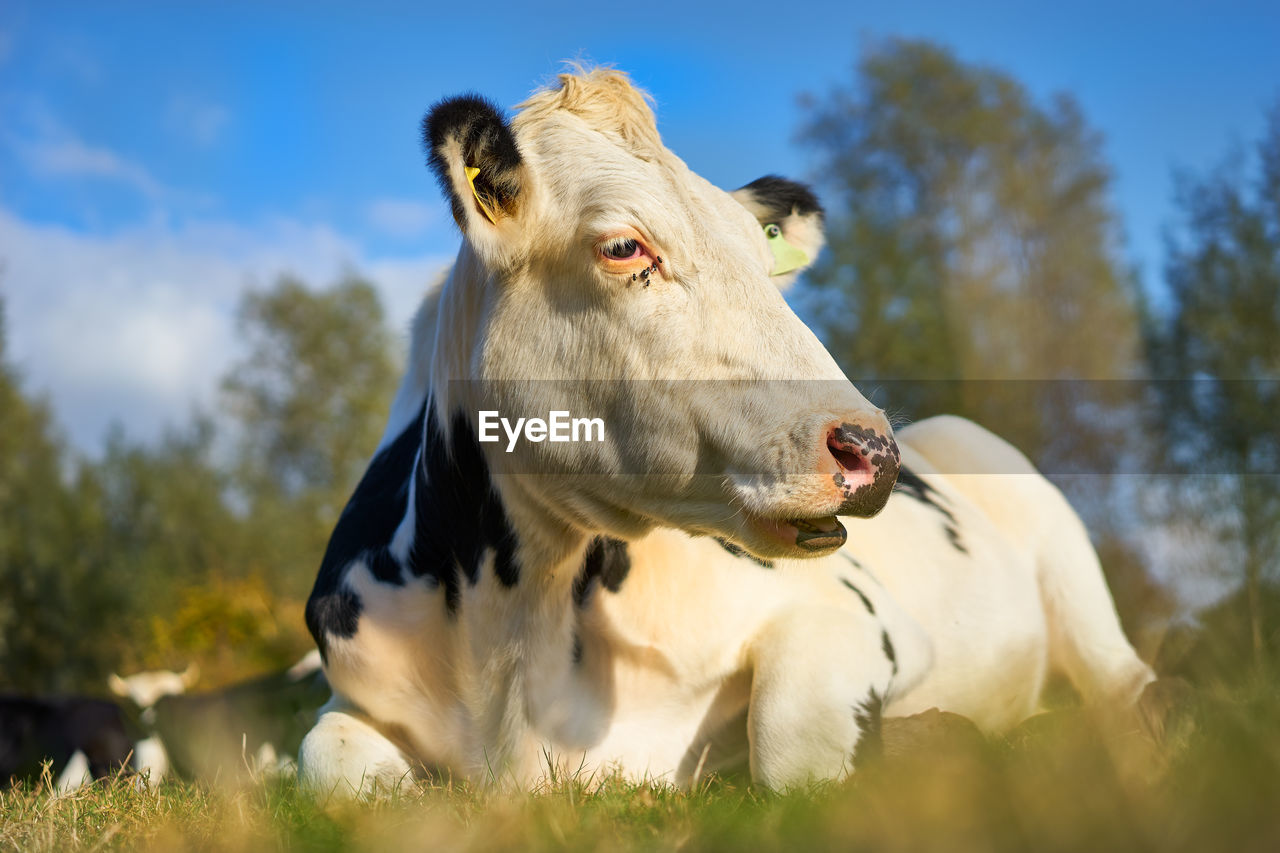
[
  {"left": 299, "top": 68, "right": 1154, "bottom": 795},
  {"left": 149, "top": 651, "right": 328, "bottom": 781},
  {"left": 0, "top": 694, "right": 141, "bottom": 792}
]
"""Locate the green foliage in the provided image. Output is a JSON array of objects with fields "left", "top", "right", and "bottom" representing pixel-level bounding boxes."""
[
  {"left": 1144, "top": 104, "right": 1280, "bottom": 669},
  {"left": 797, "top": 39, "right": 1141, "bottom": 473},
  {"left": 0, "top": 307, "right": 129, "bottom": 691},
  {"left": 222, "top": 275, "right": 401, "bottom": 600},
  {"left": 223, "top": 276, "right": 398, "bottom": 508}
]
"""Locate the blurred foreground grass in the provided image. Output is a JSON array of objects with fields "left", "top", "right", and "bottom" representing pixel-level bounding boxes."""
[{"left": 2, "top": 680, "right": 1277, "bottom": 852}]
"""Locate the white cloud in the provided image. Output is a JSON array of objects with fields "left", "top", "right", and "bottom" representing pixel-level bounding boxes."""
[
  {"left": 0, "top": 207, "right": 451, "bottom": 453},
  {"left": 13, "top": 134, "right": 168, "bottom": 199},
  {"left": 365, "top": 197, "right": 440, "bottom": 239},
  {"left": 166, "top": 96, "right": 230, "bottom": 148},
  {"left": 4, "top": 100, "right": 221, "bottom": 209}
]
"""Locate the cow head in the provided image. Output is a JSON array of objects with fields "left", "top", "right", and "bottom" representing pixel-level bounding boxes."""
[
  {"left": 108, "top": 663, "right": 198, "bottom": 712},
  {"left": 422, "top": 69, "right": 897, "bottom": 559}
]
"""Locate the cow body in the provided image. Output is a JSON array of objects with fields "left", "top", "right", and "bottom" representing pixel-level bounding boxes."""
[
  {"left": 151, "top": 651, "right": 328, "bottom": 781},
  {"left": 298, "top": 69, "right": 1153, "bottom": 795}
]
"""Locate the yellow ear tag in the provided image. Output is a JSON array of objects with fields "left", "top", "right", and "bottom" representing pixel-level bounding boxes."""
[
  {"left": 765, "top": 223, "right": 808, "bottom": 275},
  {"left": 464, "top": 165, "right": 499, "bottom": 225}
]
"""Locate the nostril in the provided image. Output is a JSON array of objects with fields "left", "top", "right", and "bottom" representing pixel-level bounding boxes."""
[{"left": 828, "top": 440, "right": 869, "bottom": 475}]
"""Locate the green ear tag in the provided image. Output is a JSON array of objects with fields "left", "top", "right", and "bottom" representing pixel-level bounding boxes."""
[{"left": 765, "top": 223, "right": 807, "bottom": 275}]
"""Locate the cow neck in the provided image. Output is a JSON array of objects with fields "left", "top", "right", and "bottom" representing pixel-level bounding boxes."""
[
  {"left": 409, "top": 400, "right": 586, "bottom": 601},
  {"left": 413, "top": 398, "right": 591, "bottom": 776}
]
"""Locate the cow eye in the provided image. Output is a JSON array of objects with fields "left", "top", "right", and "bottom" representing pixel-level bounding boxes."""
[{"left": 600, "top": 238, "right": 643, "bottom": 261}]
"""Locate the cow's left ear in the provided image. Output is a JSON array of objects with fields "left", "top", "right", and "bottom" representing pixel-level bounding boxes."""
[
  {"left": 731, "top": 176, "right": 825, "bottom": 290},
  {"left": 423, "top": 94, "right": 532, "bottom": 269}
]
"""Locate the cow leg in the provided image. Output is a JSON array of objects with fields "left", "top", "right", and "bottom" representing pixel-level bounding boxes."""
[
  {"left": 1033, "top": 494, "right": 1156, "bottom": 706},
  {"left": 297, "top": 707, "right": 415, "bottom": 798},
  {"left": 131, "top": 735, "right": 169, "bottom": 788},
  {"left": 900, "top": 415, "right": 1155, "bottom": 708},
  {"left": 55, "top": 750, "right": 91, "bottom": 794},
  {"left": 746, "top": 606, "right": 895, "bottom": 789}
]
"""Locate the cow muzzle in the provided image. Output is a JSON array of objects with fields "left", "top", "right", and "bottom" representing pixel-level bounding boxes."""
[
  {"left": 826, "top": 421, "right": 900, "bottom": 517},
  {"left": 779, "top": 420, "right": 900, "bottom": 554}
]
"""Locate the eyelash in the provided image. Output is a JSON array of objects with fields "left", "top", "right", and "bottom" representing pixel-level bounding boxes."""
[
  {"left": 597, "top": 234, "right": 664, "bottom": 286},
  {"left": 600, "top": 237, "right": 644, "bottom": 261}
]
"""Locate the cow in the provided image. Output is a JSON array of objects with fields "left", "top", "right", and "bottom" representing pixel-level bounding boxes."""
[
  {"left": 297, "top": 67, "right": 1155, "bottom": 796},
  {"left": 1, "top": 654, "right": 323, "bottom": 792},
  {"left": 0, "top": 694, "right": 140, "bottom": 792},
  {"left": 149, "top": 650, "right": 328, "bottom": 781}
]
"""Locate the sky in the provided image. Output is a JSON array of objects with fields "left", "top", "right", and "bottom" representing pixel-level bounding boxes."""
[{"left": 1, "top": 0, "right": 1277, "bottom": 453}]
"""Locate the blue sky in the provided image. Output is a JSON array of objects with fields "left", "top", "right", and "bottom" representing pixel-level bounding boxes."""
[{"left": 1, "top": 0, "right": 1277, "bottom": 453}]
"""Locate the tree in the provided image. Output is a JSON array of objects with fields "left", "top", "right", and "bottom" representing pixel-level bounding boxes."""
[
  {"left": 0, "top": 297, "right": 128, "bottom": 690},
  {"left": 221, "top": 275, "right": 400, "bottom": 595},
  {"left": 797, "top": 40, "right": 1143, "bottom": 475},
  {"left": 1145, "top": 104, "right": 1280, "bottom": 669},
  {"left": 794, "top": 40, "right": 1168, "bottom": 653},
  {"left": 0, "top": 273, "right": 403, "bottom": 690}
]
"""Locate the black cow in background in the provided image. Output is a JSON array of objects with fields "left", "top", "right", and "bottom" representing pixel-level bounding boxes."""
[
  {"left": 2, "top": 650, "right": 328, "bottom": 790},
  {"left": 0, "top": 695, "right": 140, "bottom": 790}
]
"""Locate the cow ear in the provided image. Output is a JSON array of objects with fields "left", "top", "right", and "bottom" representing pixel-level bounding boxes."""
[
  {"left": 731, "top": 176, "right": 825, "bottom": 290},
  {"left": 423, "top": 94, "right": 531, "bottom": 267},
  {"left": 108, "top": 673, "right": 129, "bottom": 697},
  {"left": 181, "top": 662, "right": 200, "bottom": 688}
]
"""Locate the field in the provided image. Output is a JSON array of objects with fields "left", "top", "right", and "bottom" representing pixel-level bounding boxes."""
[{"left": 3, "top": 681, "right": 1276, "bottom": 852}]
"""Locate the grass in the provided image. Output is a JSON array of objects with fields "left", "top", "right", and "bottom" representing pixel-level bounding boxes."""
[{"left": 2, "top": 681, "right": 1277, "bottom": 852}]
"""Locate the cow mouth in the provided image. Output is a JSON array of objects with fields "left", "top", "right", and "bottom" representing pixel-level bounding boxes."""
[
  {"left": 787, "top": 515, "right": 847, "bottom": 551},
  {"left": 747, "top": 513, "right": 847, "bottom": 555}
]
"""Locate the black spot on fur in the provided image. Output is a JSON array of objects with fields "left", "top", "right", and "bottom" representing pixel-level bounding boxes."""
[
  {"left": 737, "top": 175, "right": 823, "bottom": 222},
  {"left": 573, "top": 537, "right": 631, "bottom": 607},
  {"left": 714, "top": 537, "right": 775, "bottom": 568},
  {"left": 423, "top": 95, "right": 524, "bottom": 229},
  {"left": 307, "top": 399, "right": 522, "bottom": 657},
  {"left": 409, "top": 405, "right": 520, "bottom": 615},
  {"left": 307, "top": 587, "right": 362, "bottom": 655},
  {"left": 840, "top": 578, "right": 875, "bottom": 615},
  {"left": 852, "top": 688, "right": 884, "bottom": 767},
  {"left": 306, "top": 402, "right": 427, "bottom": 658},
  {"left": 894, "top": 466, "right": 969, "bottom": 554},
  {"left": 881, "top": 630, "right": 898, "bottom": 676}
]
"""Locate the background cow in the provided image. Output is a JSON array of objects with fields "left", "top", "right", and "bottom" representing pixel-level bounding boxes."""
[
  {"left": 150, "top": 650, "right": 328, "bottom": 781},
  {"left": 0, "top": 694, "right": 139, "bottom": 792}
]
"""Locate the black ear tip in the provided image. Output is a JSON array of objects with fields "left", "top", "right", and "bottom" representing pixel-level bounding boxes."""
[
  {"left": 740, "top": 175, "right": 823, "bottom": 219},
  {"left": 422, "top": 93, "right": 507, "bottom": 151},
  {"left": 422, "top": 92, "right": 525, "bottom": 228}
]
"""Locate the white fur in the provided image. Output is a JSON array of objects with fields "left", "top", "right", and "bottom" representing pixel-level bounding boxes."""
[
  {"left": 298, "top": 70, "right": 1153, "bottom": 795},
  {"left": 54, "top": 750, "right": 91, "bottom": 795},
  {"left": 108, "top": 663, "right": 198, "bottom": 710},
  {"left": 131, "top": 735, "right": 169, "bottom": 788}
]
